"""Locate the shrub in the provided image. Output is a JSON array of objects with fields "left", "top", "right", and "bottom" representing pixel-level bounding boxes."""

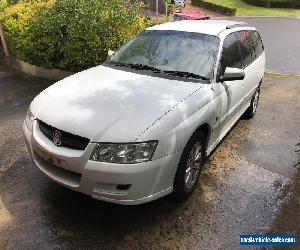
[
  {"left": 1, "top": 0, "right": 150, "bottom": 71},
  {"left": 0, "top": 0, "right": 8, "bottom": 11},
  {"left": 167, "top": 3, "right": 176, "bottom": 14},
  {"left": 6, "top": 0, "right": 61, "bottom": 6},
  {"left": 0, "top": 1, "right": 53, "bottom": 66},
  {"left": 191, "top": 0, "right": 236, "bottom": 16}
]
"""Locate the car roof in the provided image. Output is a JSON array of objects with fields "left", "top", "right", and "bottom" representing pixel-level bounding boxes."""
[{"left": 147, "top": 19, "right": 253, "bottom": 37}]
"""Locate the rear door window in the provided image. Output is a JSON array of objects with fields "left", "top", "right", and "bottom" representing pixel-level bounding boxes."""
[
  {"left": 237, "top": 31, "right": 255, "bottom": 68},
  {"left": 250, "top": 31, "right": 264, "bottom": 58}
]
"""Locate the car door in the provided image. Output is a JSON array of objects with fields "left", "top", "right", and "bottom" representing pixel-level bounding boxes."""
[
  {"left": 209, "top": 32, "right": 245, "bottom": 147},
  {"left": 250, "top": 30, "right": 265, "bottom": 88},
  {"left": 236, "top": 30, "right": 262, "bottom": 101},
  {"left": 214, "top": 32, "right": 245, "bottom": 127}
]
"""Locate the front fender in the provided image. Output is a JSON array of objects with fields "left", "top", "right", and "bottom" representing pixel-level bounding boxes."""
[{"left": 138, "top": 85, "right": 217, "bottom": 160}]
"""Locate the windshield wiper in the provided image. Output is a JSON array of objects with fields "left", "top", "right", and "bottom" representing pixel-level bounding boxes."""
[
  {"left": 108, "top": 61, "right": 131, "bottom": 67},
  {"left": 109, "top": 61, "right": 162, "bottom": 73},
  {"left": 109, "top": 61, "right": 210, "bottom": 81},
  {"left": 126, "top": 63, "right": 163, "bottom": 73},
  {"left": 163, "top": 70, "right": 210, "bottom": 81}
]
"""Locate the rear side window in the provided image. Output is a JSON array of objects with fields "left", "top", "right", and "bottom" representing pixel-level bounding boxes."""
[
  {"left": 250, "top": 31, "right": 264, "bottom": 57},
  {"left": 219, "top": 32, "right": 243, "bottom": 75},
  {"left": 237, "top": 30, "right": 255, "bottom": 68}
]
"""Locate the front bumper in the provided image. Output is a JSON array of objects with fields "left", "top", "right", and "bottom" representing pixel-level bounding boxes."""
[{"left": 22, "top": 121, "right": 181, "bottom": 205}]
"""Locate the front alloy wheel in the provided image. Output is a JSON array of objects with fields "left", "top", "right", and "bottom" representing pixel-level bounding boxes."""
[
  {"left": 184, "top": 142, "right": 202, "bottom": 190},
  {"left": 173, "top": 131, "right": 206, "bottom": 201}
]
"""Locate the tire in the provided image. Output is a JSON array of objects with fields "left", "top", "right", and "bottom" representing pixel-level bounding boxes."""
[
  {"left": 173, "top": 131, "right": 206, "bottom": 202},
  {"left": 243, "top": 85, "right": 261, "bottom": 119}
]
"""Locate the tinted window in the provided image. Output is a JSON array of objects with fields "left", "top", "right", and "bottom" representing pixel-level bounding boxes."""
[
  {"left": 237, "top": 31, "right": 255, "bottom": 68},
  {"left": 219, "top": 32, "right": 243, "bottom": 75},
  {"left": 250, "top": 31, "right": 264, "bottom": 57}
]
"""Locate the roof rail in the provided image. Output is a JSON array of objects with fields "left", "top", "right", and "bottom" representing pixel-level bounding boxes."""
[
  {"left": 226, "top": 22, "right": 250, "bottom": 29},
  {"left": 217, "top": 22, "right": 251, "bottom": 36}
]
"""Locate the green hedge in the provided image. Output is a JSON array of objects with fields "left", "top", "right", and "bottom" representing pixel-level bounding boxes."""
[
  {"left": 191, "top": 0, "right": 236, "bottom": 16},
  {"left": 1, "top": 0, "right": 151, "bottom": 71},
  {"left": 243, "top": 0, "right": 299, "bottom": 8},
  {"left": 0, "top": 0, "right": 7, "bottom": 11}
]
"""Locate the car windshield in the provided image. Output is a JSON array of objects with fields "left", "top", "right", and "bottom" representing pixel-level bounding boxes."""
[{"left": 108, "top": 30, "right": 220, "bottom": 80}]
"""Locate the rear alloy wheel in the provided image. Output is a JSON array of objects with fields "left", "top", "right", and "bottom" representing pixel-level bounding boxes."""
[
  {"left": 243, "top": 85, "right": 261, "bottom": 119},
  {"left": 173, "top": 131, "right": 206, "bottom": 201}
]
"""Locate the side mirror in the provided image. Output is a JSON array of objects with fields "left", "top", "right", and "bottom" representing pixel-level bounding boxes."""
[
  {"left": 108, "top": 50, "right": 115, "bottom": 58},
  {"left": 220, "top": 67, "right": 245, "bottom": 82}
]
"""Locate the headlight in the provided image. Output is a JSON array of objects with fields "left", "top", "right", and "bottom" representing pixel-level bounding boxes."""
[
  {"left": 90, "top": 141, "right": 158, "bottom": 164},
  {"left": 25, "top": 107, "right": 34, "bottom": 132}
]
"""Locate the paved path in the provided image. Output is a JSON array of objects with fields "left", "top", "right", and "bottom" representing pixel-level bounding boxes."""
[
  {"left": 0, "top": 65, "right": 299, "bottom": 249},
  {"left": 183, "top": 0, "right": 222, "bottom": 17},
  {"left": 217, "top": 17, "right": 300, "bottom": 74}
]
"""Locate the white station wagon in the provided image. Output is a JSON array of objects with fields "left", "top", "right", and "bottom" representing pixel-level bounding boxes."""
[{"left": 23, "top": 20, "right": 265, "bottom": 205}]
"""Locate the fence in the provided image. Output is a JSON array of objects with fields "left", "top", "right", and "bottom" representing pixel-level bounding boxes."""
[{"left": 140, "top": 0, "right": 168, "bottom": 15}]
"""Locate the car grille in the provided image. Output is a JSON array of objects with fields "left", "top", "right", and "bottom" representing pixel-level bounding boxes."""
[{"left": 38, "top": 120, "right": 90, "bottom": 150}]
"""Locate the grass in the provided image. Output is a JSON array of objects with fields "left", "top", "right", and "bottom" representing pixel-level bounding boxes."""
[{"left": 204, "top": 0, "right": 300, "bottom": 17}]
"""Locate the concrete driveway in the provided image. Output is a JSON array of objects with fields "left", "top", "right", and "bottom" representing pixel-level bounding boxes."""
[
  {"left": 0, "top": 62, "right": 299, "bottom": 249},
  {"left": 218, "top": 17, "right": 300, "bottom": 74}
]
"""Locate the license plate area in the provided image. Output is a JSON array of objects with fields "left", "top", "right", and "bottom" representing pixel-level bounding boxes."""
[{"left": 34, "top": 144, "right": 67, "bottom": 168}]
